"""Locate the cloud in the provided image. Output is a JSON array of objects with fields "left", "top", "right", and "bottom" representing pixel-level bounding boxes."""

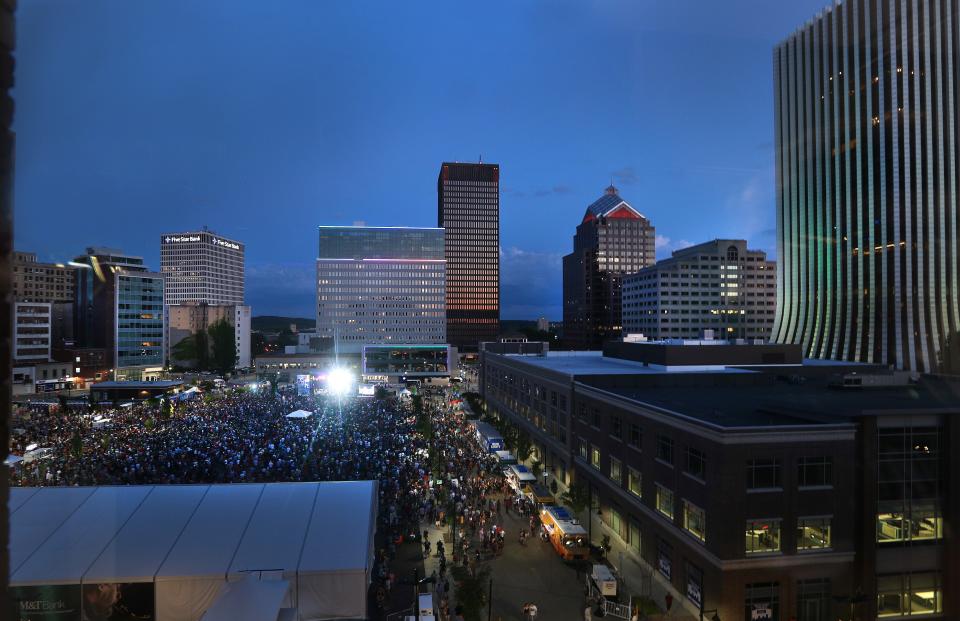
[
  {"left": 655, "top": 235, "right": 694, "bottom": 257},
  {"left": 611, "top": 166, "right": 638, "bottom": 185},
  {"left": 515, "top": 184, "right": 573, "bottom": 198},
  {"left": 246, "top": 261, "right": 316, "bottom": 316},
  {"left": 500, "top": 246, "right": 563, "bottom": 319}
]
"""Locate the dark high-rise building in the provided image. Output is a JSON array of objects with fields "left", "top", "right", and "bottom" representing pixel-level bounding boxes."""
[
  {"left": 563, "top": 185, "right": 655, "bottom": 349},
  {"left": 437, "top": 162, "right": 500, "bottom": 350},
  {"left": 772, "top": 0, "right": 960, "bottom": 373}
]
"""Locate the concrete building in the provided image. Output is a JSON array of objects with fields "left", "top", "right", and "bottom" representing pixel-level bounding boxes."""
[
  {"left": 773, "top": 0, "right": 960, "bottom": 372},
  {"left": 622, "top": 240, "right": 776, "bottom": 340},
  {"left": 479, "top": 340, "right": 959, "bottom": 621},
  {"left": 13, "top": 302, "right": 51, "bottom": 364},
  {"left": 13, "top": 251, "right": 75, "bottom": 304},
  {"left": 73, "top": 248, "right": 164, "bottom": 381},
  {"left": 563, "top": 185, "right": 655, "bottom": 349},
  {"left": 165, "top": 303, "right": 251, "bottom": 370},
  {"left": 315, "top": 226, "right": 446, "bottom": 354},
  {"left": 160, "top": 230, "right": 244, "bottom": 306},
  {"left": 438, "top": 162, "right": 500, "bottom": 350}
]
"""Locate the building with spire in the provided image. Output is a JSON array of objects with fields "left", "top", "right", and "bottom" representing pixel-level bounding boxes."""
[{"left": 563, "top": 185, "right": 655, "bottom": 349}]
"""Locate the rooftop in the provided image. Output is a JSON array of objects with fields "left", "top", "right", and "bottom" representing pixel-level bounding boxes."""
[
  {"left": 579, "top": 376, "right": 960, "bottom": 428},
  {"left": 91, "top": 380, "right": 184, "bottom": 389},
  {"left": 494, "top": 350, "right": 756, "bottom": 377}
]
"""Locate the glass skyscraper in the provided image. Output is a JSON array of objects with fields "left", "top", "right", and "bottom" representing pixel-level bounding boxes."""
[
  {"left": 316, "top": 226, "right": 446, "bottom": 354},
  {"left": 773, "top": 0, "right": 960, "bottom": 372},
  {"left": 437, "top": 162, "right": 500, "bottom": 350}
]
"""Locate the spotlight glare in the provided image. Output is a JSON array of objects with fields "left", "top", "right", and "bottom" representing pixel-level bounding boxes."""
[{"left": 327, "top": 367, "right": 353, "bottom": 396}]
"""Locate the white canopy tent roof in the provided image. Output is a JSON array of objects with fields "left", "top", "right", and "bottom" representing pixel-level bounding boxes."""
[
  {"left": 9, "top": 482, "right": 378, "bottom": 621},
  {"left": 285, "top": 410, "right": 313, "bottom": 419}
]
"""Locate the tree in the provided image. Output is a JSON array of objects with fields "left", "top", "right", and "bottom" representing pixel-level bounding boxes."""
[
  {"left": 171, "top": 331, "right": 209, "bottom": 370},
  {"left": 58, "top": 394, "right": 69, "bottom": 415},
  {"left": 450, "top": 564, "right": 491, "bottom": 621},
  {"left": 208, "top": 318, "right": 237, "bottom": 373},
  {"left": 560, "top": 481, "right": 591, "bottom": 517},
  {"left": 251, "top": 331, "right": 268, "bottom": 356},
  {"left": 530, "top": 459, "right": 543, "bottom": 479},
  {"left": 515, "top": 430, "right": 534, "bottom": 463},
  {"left": 71, "top": 430, "right": 83, "bottom": 460}
]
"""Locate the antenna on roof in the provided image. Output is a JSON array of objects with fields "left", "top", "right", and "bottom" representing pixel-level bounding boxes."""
[{"left": 479, "top": 154, "right": 482, "bottom": 163}]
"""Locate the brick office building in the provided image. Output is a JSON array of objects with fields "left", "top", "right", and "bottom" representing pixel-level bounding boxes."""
[{"left": 480, "top": 340, "right": 958, "bottom": 620}]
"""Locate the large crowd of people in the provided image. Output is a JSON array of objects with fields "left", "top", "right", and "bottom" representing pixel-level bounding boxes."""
[{"left": 9, "top": 383, "right": 563, "bottom": 620}]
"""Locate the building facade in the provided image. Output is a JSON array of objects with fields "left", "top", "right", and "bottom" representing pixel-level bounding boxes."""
[
  {"left": 73, "top": 248, "right": 164, "bottom": 380},
  {"left": 13, "top": 251, "right": 76, "bottom": 304},
  {"left": 772, "top": 0, "right": 960, "bottom": 372},
  {"left": 623, "top": 240, "right": 776, "bottom": 340},
  {"left": 480, "top": 341, "right": 959, "bottom": 621},
  {"left": 437, "top": 162, "right": 500, "bottom": 350},
  {"left": 13, "top": 302, "right": 51, "bottom": 363},
  {"left": 160, "top": 230, "right": 245, "bottom": 306},
  {"left": 316, "top": 226, "right": 446, "bottom": 354},
  {"left": 563, "top": 185, "right": 656, "bottom": 349},
  {"left": 165, "top": 303, "right": 251, "bottom": 370}
]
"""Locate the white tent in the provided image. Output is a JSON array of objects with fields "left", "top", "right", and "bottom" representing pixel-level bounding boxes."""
[
  {"left": 201, "top": 576, "right": 290, "bottom": 621},
  {"left": 285, "top": 410, "right": 313, "bottom": 419},
  {"left": 10, "top": 482, "right": 378, "bottom": 621}
]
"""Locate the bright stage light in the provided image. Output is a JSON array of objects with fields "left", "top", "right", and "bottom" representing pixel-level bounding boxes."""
[{"left": 326, "top": 367, "right": 354, "bottom": 396}]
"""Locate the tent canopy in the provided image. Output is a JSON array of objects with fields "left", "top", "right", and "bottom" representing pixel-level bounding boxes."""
[
  {"left": 10, "top": 482, "right": 378, "bottom": 621},
  {"left": 285, "top": 410, "right": 313, "bottom": 419},
  {"left": 201, "top": 576, "right": 289, "bottom": 621}
]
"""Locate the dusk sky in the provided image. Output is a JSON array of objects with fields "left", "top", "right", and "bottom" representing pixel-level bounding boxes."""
[{"left": 15, "top": 0, "right": 828, "bottom": 320}]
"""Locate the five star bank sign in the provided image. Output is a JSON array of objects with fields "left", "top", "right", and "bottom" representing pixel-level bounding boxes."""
[{"left": 163, "top": 235, "right": 240, "bottom": 250}]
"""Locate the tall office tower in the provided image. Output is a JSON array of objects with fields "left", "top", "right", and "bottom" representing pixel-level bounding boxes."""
[
  {"left": 316, "top": 226, "right": 446, "bottom": 354},
  {"left": 773, "top": 0, "right": 960, "bottom": 372},
  {"left": 562, "top": 185, "right": 655, "bottom": 349},
  {"left": 73, "top": 248, "right": 164, "bottom": 381},
  {"left": 623, "top": 240, "right": 776, "bottom": 340},
  {"left": 160, "top": 230, "right": 245, "bottom": 305},
  {"left": 437, "top": 162, "right": 500, "bottom": 350}
]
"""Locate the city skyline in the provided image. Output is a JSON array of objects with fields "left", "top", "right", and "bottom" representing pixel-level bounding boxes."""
[{"left": 13, "top": 0, "right": 831, "bottom": 319}]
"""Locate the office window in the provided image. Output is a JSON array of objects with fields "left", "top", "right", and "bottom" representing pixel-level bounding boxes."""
[
  {"left": 745, "top": 583, "right": 779, "bottom": 621},
  {"left": 797, "top": 517, "right": 831, "bottom": 550},
  {"left": 628, "top": 423, "right": 642, "bottom": 448},
  {"left": 877, "top": 572, "right": 941, "bottom": 617},
  {"left": 876, "top": 427, "right": 943, "bottom": 544},
  {"left": 685, "top": 447, "right": 706, "bottom": 480},
  {"left": 578, "top": 438, "right": 588, "bottom": 460},
  {"left": 628, "top": 467, "right": 642, "bottom": 497},
  {"left": 745, "top": 519, "right": 781, "bottom": 554},
  {"left": 747, "top": 458, "right": 782, "bottom": 490},
  {"left": 682, "top": 500, "right": 706, "bottom": 542},
  {"left": 796, "top": 579, "right": 830, "bottom": 621},
  {"left": 590, "top": 445, "right": 601, "bottom": 470},
  {"left": 610, "top": 415, "right": 622, "bottom": 440},
  {"left": 797, "top": 456, "right": 833, "bottom": 488},
  {"left": 629, "top": 519, "right": 641, "bottom": 553},
  {"left": 609, "top": 456, "right": 622, "bottom": 484},
  {"left": 655, "top": 484, "right": 674, "bottom": 520},
  {"left": 656, "top": 435, "right": 673, "bottom": 465}
]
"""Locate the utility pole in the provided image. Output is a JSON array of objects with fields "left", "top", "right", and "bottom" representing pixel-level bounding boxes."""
[{"left": 487, "top": 578, "right": 493, "bottom": 621}]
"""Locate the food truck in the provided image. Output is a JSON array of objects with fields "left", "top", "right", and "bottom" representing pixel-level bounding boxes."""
[
  {"left": 469, "top": 420, "right": 505, "bottom": 453},
  {"left": 523, "top": 482, "right": 556, "bottom": 508},
  {"left": 505, "top": 464, "right": 537, "bottom": 492},
  {"left": 540, "top": 506, "right": 589, "bottom": 560}
]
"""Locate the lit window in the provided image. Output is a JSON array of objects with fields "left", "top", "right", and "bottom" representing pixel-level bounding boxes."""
[
  {"left": 682, "top": 500, "right": 706, "bottom": 542},
  {"left": 628, "top": 468, "right": 642, "bottom": 497},
  {"left": 797, "top": 517, "right": 831, "bottom": 550},
  {"left": 655, "top": 484, "right": 674, "bottom": 520},
  {"left": 745, "top": 519, "right": 781, "bottom": 554}
]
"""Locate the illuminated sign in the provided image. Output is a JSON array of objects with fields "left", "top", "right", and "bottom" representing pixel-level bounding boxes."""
[
  {"left": 164, "top": 235, "right": 201, "bottom": 243},
  {"left": 212, "top": 238, "right": 241, "bottom": 250}
]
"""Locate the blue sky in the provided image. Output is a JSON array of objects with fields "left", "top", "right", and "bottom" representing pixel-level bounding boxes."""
[{"left": 14, "top": 0, "right": 827, "bottom": 319}]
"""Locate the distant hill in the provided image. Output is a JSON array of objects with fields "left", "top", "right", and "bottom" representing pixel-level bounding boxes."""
[{"left": 252, "top": 316, "right": 316, "bottom": 333}]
